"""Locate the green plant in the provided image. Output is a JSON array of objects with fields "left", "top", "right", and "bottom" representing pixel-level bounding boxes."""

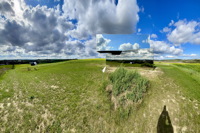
[
  {"left": 109, "top": 67, "right": 142, "bottom": 96},
  {"left": 12, "top": 64, "right": 15, "bottom": 69},
  {"left": 27, "top": 67, "right": 31, "bottom": 71},
  {"left": 141, "top": 63, "right": 155, "bottom": 68},
  {"left": 109, "top": 67, "right": 149, "bottom": 102}
]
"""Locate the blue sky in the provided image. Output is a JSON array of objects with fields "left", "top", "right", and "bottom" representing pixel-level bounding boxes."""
[
  {"left": 137, "top": 0, "right": 200, "bottom": 33},
  {"left": 137, "top": 0, "right": 200, "bottom": 59},
  {"left": 25, "top": 0, "right": 64, "bottom": 9},
  {"left": 0, "top": 0, "right": 200, "bottom": 59}
]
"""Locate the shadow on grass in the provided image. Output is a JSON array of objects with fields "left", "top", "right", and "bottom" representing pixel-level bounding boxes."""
[{"left": 157, "top": 105, "right": 174, "bottom": 133}]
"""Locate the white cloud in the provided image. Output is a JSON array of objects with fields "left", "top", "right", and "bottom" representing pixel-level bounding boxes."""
[
  {"left": 153, "top": 55, "right": 164, "bottom": 60},
  {"left": 0, "top": 3, "right": 74, "bottom": 54},
  {"left": 162, "top": 27, "right": 171, "bottom": 33},
  {"left": 167, "top": 20, "right": 200, "bottom": 45},
  {"left": 0, "top": 0, "right": 102, "bottom": 59},
  {"left": 133, "top": 43, "right": 140, "bottom": 49},
  {"left": 107, "top": 49, "right": 153, "bottom": 60},
  {"left": 0, "top": 0, "right": 140, "bottom": 59},
  {"left": 191, "top": 54, "right": 197, "bottom": 56},
  {"left": 119, "top": 43, "right": 140, "bottom": 51},
  {"left": 96, "top": 34, "right": 111, "bottom": 51},
  {"left": 151, "top": 34, "right": 157, "bottom": 38},
  {"left": 169, "top": 20, "right": 174, "bottom": 26},
  {"left": 182, "top": 54, "right": 197, "bottom": 57},
  {"left": 0, "top": 0, "right": 15, "bottom": 17},
  {"left": 165, "top": 55, "right": 175, "bottom": 58},
  {"left": 119, "top": 43, "right": 133, "bottom": 51},
  {"left": 0, "top": 0, "right": 82, "bottom": 58},
  {"left": 149, "top": 39, "right": 183, "bottom": 55},
  {"left": 63, "top": 0, "right": 139, "bottom": 39},
  {"left": 138, "top": 28, "right": 141, "bottom": 32},
  {"left": 0, "top": 0, "right": 139, "bottom": 58}
]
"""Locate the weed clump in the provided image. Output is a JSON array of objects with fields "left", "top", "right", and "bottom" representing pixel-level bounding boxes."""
[
  {"left": 108, "top": 67, "right": 149, "bottom": 122},
  {"left": 27, "top": 67, "right": 31, "bottom": 71},
  {"left": 109, "top": 67, "right": 149, "bottom": 106},
  {"left": 141, "top": 62, "right": 155, "bottom": 68},
  {"left": 12, "top": 64, "right": 15, "bottom": 69}
]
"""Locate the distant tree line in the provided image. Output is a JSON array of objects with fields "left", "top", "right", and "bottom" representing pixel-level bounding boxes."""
[{"left": 0, "top": 59, "right": 77, "bottom": 65}]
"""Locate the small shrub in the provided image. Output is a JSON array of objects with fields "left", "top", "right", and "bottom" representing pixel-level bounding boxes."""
[
  {"left": 126, "top": 92, "right": 135, "bottom": 101},
  {"left": 27, "top": 67, "right": 31, "bottom": 71},
  {"left": 117, "top": 106, "right": 132, "bottom": 121},
  {"left": 141, "top": 63, "right": 155, "bottom": 67},
  {"left": 12, "top": 64, "right": 15, "bottom": 69},
  {"left": 119, "top": 96, "right": 126, "bottom": 106},
  {"left": 109, "top": 67, "right": 141, "bottom": 96},
  {"left": 46, "top": 120, "right": 62, "bottom": 133},
  {"left": 109, "top": 67, "right": 149, "bottom": 106}
]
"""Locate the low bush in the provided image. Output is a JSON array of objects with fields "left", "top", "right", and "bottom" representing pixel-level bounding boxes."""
[
  {"left": 12, "top": 64, "right": 15, "bottom": 69},
  {"left": 141, "top": 63, "right": 155, "bottom": 68},
  {"left": 109, "top": 67, "right": 149, "bottom": 104}
]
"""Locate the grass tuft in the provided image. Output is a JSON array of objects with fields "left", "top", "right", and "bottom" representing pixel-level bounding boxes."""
[{"left": 109, "top": 67, "right": 149, "bottom": 103}]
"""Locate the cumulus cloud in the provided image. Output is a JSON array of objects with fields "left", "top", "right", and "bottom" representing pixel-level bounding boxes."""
[
  {"left": 169, "top": 20, "right": 175, "bottom": 26},
  {"left": 0, "top": 20, "right": 29, "bottom": 46},
  {"left": 107, "top": 49, "right": 154, "bottom": 60},
  {"left": 63, "top": 0, "right": 139, "bottom": 39},
  {"left": 0, "top": 0, "right": 140, "bottom": 59},
  {"left": 64, "top": 39, "right": 99, "bottom": 58},
  {"left": 0, "top": 1, "right": 15, "bottom": 17},
  {"left": 182, "top": 54, "right": 197, "bottom": 57},
  {"left": 165, "top": 55, "right": 175, "bottom": 58},
  {"left": 96, "top": 34, "right": 111, "bottom": 51},
  {"left": 85, "top": 38, "right": 99, "bottom": 57},
  {"left": 162, "top": 27, "right": 171, "bottom": 33},
  {"left": 152, "top": 19, "right": 200, "bottom": 59},
  {"left": 119, "top": 43, "right": 140, "bottom": 51},
  {"left": 133, "top": 43, "right": 140, "bottom": 49},
  {"left": 167, "top": 20, "right": 200, "bottom": 45},
  {"left": 0, "top": 5, "right": 73, "bottom": 52},
  {"left": 150, "top": 34, "right": 157, "bottom": 38},
  {"left": 149, "top": 39, "right": 183, "bottom": 55},
  {"left": 0, "top": 0, "right": 84, "bottom": 58},
  {"left": 119, "top": 43, "right": 132, "bottom": 50}
]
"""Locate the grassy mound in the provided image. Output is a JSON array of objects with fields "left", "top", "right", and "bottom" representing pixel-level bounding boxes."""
[{"left": 109, "top": 67, "right": 149, "bottom": 109}]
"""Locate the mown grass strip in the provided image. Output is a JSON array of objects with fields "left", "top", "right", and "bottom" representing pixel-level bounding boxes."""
[{"left": 157, "top": 63, "right": 200, "bottom": 101}]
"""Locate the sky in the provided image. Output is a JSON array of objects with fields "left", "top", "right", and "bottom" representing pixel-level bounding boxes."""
[
  {"left": 0, "top": 0, "right": 200, "bottom": 59},
  {"left": 96, "top": 34, "right": 150, "bottom": 51},
  {"left": 106, "top": 49, "right": 154, "bottom": 60}
]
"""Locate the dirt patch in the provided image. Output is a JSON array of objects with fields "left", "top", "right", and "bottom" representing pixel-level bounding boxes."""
[
  {"left": 105, "top": 66, "right": 163, "bottom": 80},
  {"left": 106, "top": 67, "right": 117, "bottom": 73},
  {"left": 105, "top": 84, "right": 112, "bottom": 92},
  {"left": 50, "top": 85, "right": 59, "bottom": 89},
  {"left": 138, "top": 67, "right": 164, "bottom": 79},
  {"left": 0, "top": 103, "right": 4, "bottom": 109}
]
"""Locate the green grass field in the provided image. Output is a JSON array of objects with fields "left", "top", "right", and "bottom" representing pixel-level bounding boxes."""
[{"left": 0, "top": 60, "right": 200, "bottom": 132}]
